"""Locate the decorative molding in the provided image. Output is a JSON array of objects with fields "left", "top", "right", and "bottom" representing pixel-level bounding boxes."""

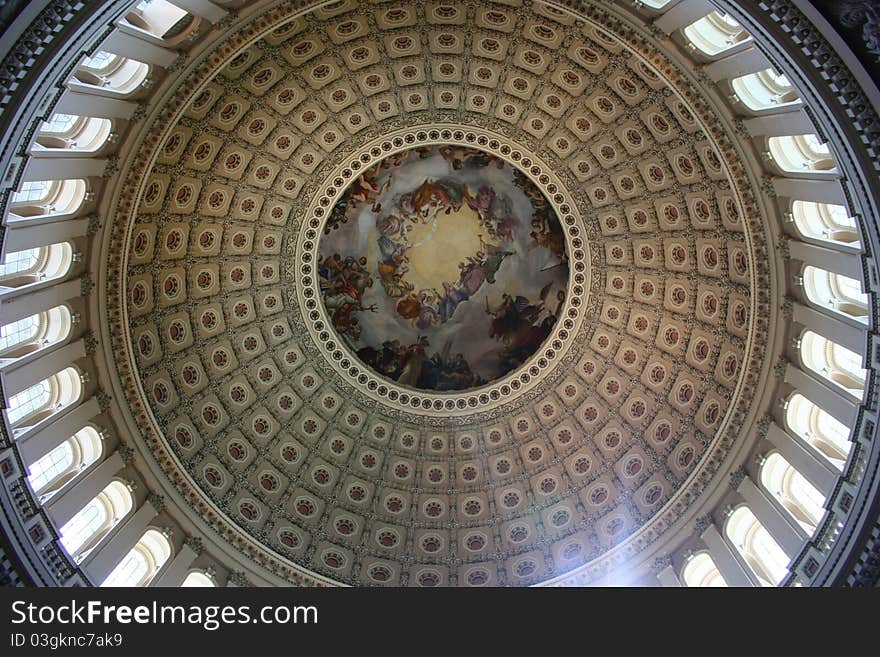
[
  {"left": 183, "top": 535, "right": 204, "bottom": 555},
  {"left": 651, "top": 555, "right": 672, "bottom": 573},
  {"left": 117, "top": 445, "right": 135, "bottom": 465},
  {"left": 85, "top": 214, "right": 102, "bottom": 238},
  {"left": 781, "top": 295, "right": 794, "bottom": 320},
  {"left": 83, "top": 330, "right": 98, "bottom": 356},
  {"left": 693, "top": 513, "right": 714, "bottom": 536},
  {"left": 80, "top": 275, "right": 94, "bottom": 298},
  {"left": 773, "top": 355, "right": 790, "bottom": 378},
  {"left": 756, "top": 414, "right": 772, "bottom": 438},
  {"left": 146, "top": 493, "right": 166, "bottom": 514},
  {"left": 95, "top": 391, "right": 111, "bottom": 413},
  {"left": 227, "top": 571, "right": 250, "bottom": 587},
  {"left": 729, "top": 465, "right": 748, "bottom": 490},
  {"left": 102, "top": 155, "right": 119, "bottom": 179}
]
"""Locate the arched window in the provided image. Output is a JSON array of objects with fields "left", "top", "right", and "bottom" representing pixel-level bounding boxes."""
[
  {"left": 27, "top": 442, "right": 73, "bottom": 494},
  {"left": 40, "top": 113, "right": 79, "bottom": 134},
  {"left": 0, "top": 248, "right": 42, "bottom": 277},
  {"left": 760, "top": 452, "right": 827, "bottom": 533},
  {"left": 58, "top": 480, "right": 132, "bottom": 562},
  {"left": 6, "top": 381, "right": 52, "bottom": 425},
  {"left": 785, "top": 394, "right": 851, "bottom": 469},
  {"left": 803, "top": 266, "right": 869, "bottom": 323},
  {"left": 682, "top": 552, "right": 727, "bottom": 587},
  {"left": 11, "top": 181, "right": 52, "bottom": 204},
  {"left": 725, "top": 506, "right": 790, "bottom": 586},
  {"left": 102, "top": 528, "right": 172, "bottom": 587},
  {"left": 768, "top": 134, "right": 837, "bottom": 173},
  {"left": 791, "top": 200, "right": 860, "bottom": 247},
  {"left": 4, "top": 366, "right": 82, "bottom": 429},
  {"left": 122, "top": 0, "right": 199, "bottom": 46},
  {"left": 731, "top": 68, "right": 799, "bottom": 111},
  {"left": 0, "top": 243, "right": 74, "bottom": 288},
  {"left": 81, "top": 51, "right": 118, "bottom": 71},
  {"left": 181, "top": 570, "right": 215, "bottom": 587},
  {"left": 799, "top": 330, "right": 867, "bottom": 398},
  {"left": 0, "top": 305, "right": 72, "bottom": 359},
  {"left": 683, "top": 11, "right": 750, "bottom": 56},
  {"left": 26, "top": 426, "right": 103, "bottom": 500},
  {"left": 7, "top": 179, "right": 87, "bottom": 219},
  {"left": 0, "top": 315, "right": 40, "bottom": 352},
  {"left": 72, "top": 53, "right": 150, "bottom": 97},
  {"left": 34, "top": 114, "right": 113, "bottom": 153}
]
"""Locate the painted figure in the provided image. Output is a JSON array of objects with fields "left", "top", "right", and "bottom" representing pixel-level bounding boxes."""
[
  {"left": 319, "top": 144, "right": 569, "bottom": 392},
  {"left": 319, "top": 254, "right": 376, "bottom": 340}
]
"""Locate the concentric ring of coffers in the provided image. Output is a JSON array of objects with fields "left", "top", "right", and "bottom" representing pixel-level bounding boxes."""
[{"left": 108, "top": 0, "right": 770, "bottom": 586}]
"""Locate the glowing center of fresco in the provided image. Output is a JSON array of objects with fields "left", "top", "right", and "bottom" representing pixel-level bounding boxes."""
[
  {"left": 318, "top": 145, "right": 569, "bottom": 392},
  {"left": 392, "top": 203, "right": 484, "bottom": 292}
]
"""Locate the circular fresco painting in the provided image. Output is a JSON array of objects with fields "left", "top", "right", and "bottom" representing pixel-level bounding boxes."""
[{"left": 318, "top": 145, "right": 569, "bottom": 392}]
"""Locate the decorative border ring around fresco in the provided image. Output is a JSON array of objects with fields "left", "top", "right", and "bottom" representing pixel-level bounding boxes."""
[{"left": 294, "top": 127, "right": 592, "bottom": 416}]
